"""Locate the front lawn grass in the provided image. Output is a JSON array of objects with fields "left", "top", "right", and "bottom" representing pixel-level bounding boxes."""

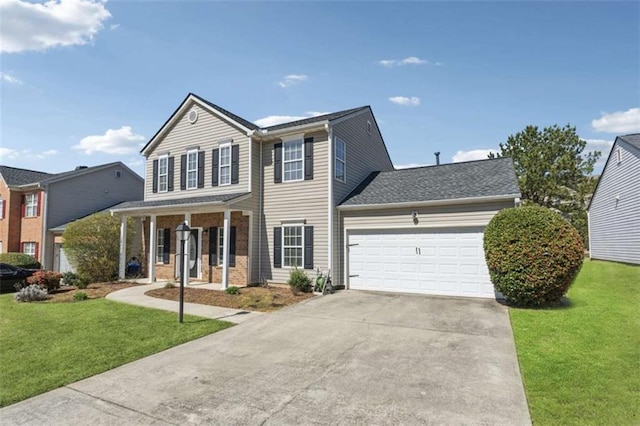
[
  {"left": 510, "top": 260, "right": 639, "bottom": 425},
  {"left": 0, "top": 296, "right": 233, "bottom": 407}
]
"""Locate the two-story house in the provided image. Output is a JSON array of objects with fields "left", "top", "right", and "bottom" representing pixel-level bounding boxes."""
[
  {"left": 0, "top": 162, "right": 143, "bottom": 271},
  {"left": 111, "top": 93, "right": 520, "bottom": 299}
]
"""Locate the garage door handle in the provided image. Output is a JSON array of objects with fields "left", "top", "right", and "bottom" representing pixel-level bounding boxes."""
[
  {"left": 349, "top": 274, "right": 359, "bottom": 277},
  {"left": 348, "top": 243, "right": 359, "bottom": 247}
]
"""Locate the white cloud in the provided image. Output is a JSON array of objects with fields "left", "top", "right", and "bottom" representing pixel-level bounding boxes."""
[
  {"left": 378, "top": 56, "right": 430, "bottom": 67},
  {"left": 0, "top": 147, "right": 19, "bottom": 159},
  {"left": 591, "top": 108, "right": 640, "bottom": 133},
  {"left": 74, "top": 126, "right": 145, "bottom": 155},
  {"left": 395, "top": 163, "right": 431, "bottom": 169},
  {"left": 0, "top": 147, "right": 58, "bottom": 160},
  {"left": 35, "top": 149, "right": 58, "bottom": 159},
  {"left": 278, "top": 74, "right": 308, "bottom": 88},
  {"left": 109, "top": 23, "right": 120, "bottom": 30},
  {"left": 584, "top": 138, "right": 614, "bottom": 173},
  {"left": 254, "top": 111, "right": 329, "bottom": 128},
  {"left": 0, "top": 0, "right": 112, "bottom": 53},
  {"left": 389, "top": 96, "right": 420, "bottom": 106},
  {"left": 0, "top": 72, "right": 23, "bottom": 85},
  {"left": 452, "top": 149, "right": 498, "bottom": 163}
]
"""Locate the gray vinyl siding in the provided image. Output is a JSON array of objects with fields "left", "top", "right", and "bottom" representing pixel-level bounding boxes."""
[
  {"left": 260, "top": 130, "right": 329, "bottom": 283},
  {"left": 588, "top": 140, "right": 640, "bottom": 264},
  {"left": 46, "top": 165, "right": 144, "bottom": 229},
  {"left": 340, "top": 200, "right": 515, "bottom": 286},
  {"left": 144, "top": 102, "right": 251, "bottom": 200},
  {"left": 331, "top": 110, "right": 394, "bottom": 285}
]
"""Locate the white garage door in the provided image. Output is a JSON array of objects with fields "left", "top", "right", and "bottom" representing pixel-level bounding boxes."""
[{"left": 347, "top": 227, "right": 495, "bottom": 298}]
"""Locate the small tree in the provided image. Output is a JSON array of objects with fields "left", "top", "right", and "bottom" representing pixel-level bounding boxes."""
[{"left": 62, "top": 213, "right": 135, "bottom": 283}]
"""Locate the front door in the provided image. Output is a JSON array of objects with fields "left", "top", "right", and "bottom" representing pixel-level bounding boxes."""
[{"left": 189, "top": 229, "right": 199, "bottom": 278}]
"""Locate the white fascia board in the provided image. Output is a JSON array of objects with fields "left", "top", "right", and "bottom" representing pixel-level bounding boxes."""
[
  {"left": 255, "top": 122, "right": 328, "bottom": 140},
  {"left": 337, "top": 194, "right": 522, "bottom": 211},
  {"left": 142, "top": 95, "right": 253, "bottom": 156}
]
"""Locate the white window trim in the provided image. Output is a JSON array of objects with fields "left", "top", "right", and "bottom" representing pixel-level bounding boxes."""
[
  {"left": 335, "top": 138, "right": 346, "bottom": 183},
  {"left": 156, "top": 228, "right": 165, "bottom": 264},
  {"left": 25, "top": 193, "right": 38, "bottom": 217},
  {"left": 217, "top": 227, "right": 225, "bottom": 265},
  {"left": 282, "top": 224, "right": 304, "bottom": 268},
  {"left": 282, "top": 134, "right": 305, "bottom": 183},
  {"left": 219, "top": 143, "right": 231, "bottom": 186},
  {"left": 186, "top": 149, "right": 198, "bottom": 190},
  {"left": 158, "top": 155, "right": 168, "bottom": 192},
  {"left": 23, "top": 242, "right": 36, "bottom": 257}
]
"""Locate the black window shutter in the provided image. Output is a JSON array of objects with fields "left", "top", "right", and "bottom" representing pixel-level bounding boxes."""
[
  {"left": 274, "top": 143, "right": 282, "bottom": 184},
  {"left": 231, "top": 145, "right": 240, "bottom": 184},
  {"left": 304, "top": 226, "right": 314, "bottom": 270},
  {"left": 197, "top": 151, "right": 205, "bottom": 188},
  {"left": 180, "top": 155, "right": 187, "bottom": 190},
  {"left": 167, "top": 156, "right": 174, "bottom": 192},
  {"left": 304, "top": 137, "right": 314, "bottom": 180},
  {"left": 152, "top": 159, "right": 158, "bottom": 193},
  {"left": 163, "top": 228, "right": 171, "bottom": 264},
  {"left": 273, "top": 227, "right": 282, "bottom": 268},
  {"left": 229, "top": 226, "right": 236, "bottom": 267},
  {"left": 212, "top": 149, "right": 219, "bottom": 187},
  {"left": 209, "top": 227, "right": 216, "bottom": 266}
]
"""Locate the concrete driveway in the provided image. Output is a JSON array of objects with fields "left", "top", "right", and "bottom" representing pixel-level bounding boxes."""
[{"left": 1, "top": 291, "right": 531, "bottom": 425}]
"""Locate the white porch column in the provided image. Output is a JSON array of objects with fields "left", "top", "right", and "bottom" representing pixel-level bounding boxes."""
[
  {"left": 118, "top": 216, "right": 127, "bottom": 280},
  {"left": 148, "top": 215, "right": 157, "bottom": 283},
  {"left": 182, "top": 213, "right": 191, "bottom": 284},
  {"left": 222, "top": 209, "right": 230, "bottom": 289}
]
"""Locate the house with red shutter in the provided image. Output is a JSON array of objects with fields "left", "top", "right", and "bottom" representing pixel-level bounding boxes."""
[{"left": 0, "top": 163, "right": 143, "bottom": 271}]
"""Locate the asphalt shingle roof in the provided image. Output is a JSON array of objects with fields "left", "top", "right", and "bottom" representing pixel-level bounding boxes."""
[
  {"left": 0, "top": 166, "right": 53, "bottom": 186},
  {"left": 191, "top": 93, "right": 259, "bottom": 131},
  {"left": 261, "top": 106, "right": 370, "bottom": 131},
  {"left": 619, "top": 134, "right": 640, "bottom": 151},
  {"left": 110, "top": 193, "right": 249, "bottom": 211},
  {"left": 340, "top": 157, "right": 520, "bottom": 207}
]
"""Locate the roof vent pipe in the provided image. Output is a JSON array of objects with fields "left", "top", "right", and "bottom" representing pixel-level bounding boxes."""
[
  {"left": 434, "top": 152, "right": 440, "bottom": 165},
  {"left": 75, "top": 166, "right": 88, "bottom": 170}
]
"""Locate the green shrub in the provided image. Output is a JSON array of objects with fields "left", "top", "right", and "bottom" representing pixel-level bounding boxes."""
[
  {"left": 287, "top": 267, "right": 312, "bottom": 294},
  {"left": 225, "top": 286, "right": 240, "bottom": 295},
  {"left": 164, "top": 282, "right": 176, "bottom": 289},
  {"left": 0, "top": 253, "right": 41, "bottom": 269},
  {"left": 14, "top": 285, "right": 49, "bottom": 302},
  {"left": 483, "top": 206, "right": 584, "bottom": 307},
  {"left": 62, "top": 272, "right": 89, "bottom": 289},
  {"left": 27, "top": 270, "right": 63, "bottom": 292},
  {"left": 73, "top": 292, "right": 88, "bottom": 301}
]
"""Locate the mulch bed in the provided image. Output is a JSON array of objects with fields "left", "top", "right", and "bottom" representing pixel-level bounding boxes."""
[
  {"left": 46, "top": 282, "right": 143, "bottom": 303},
  {"left": 146, "top": 286, "right": 314, "bottom": 312}
]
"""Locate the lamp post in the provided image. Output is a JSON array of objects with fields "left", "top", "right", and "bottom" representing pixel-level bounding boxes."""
[{"left": 176, "top": 222, "right": 191, "bottom": 323}]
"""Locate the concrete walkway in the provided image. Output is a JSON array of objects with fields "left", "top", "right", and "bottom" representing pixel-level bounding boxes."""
[{"left": 106, "top": 282, "right": 263, "bottom": 324}]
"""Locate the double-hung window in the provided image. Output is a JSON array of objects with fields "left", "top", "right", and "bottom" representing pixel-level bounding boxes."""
[
  {"left": 25, "top": 193, "right": 38, "bottom": 217},
  {"left": 283, "top": 139, "right": 304, "bottom": 182},
  {"left": 158, "top": 155, "right": 168, "bottom": 192},
  {"left": 186, "top": 150, "right": 198, "bottom": 189},
  {"left": 335, "top": 138, "right": 346, "bottom": 182},
  {"left": 283, "top": 225, "right": 303, "bottom": 267},
  {"left": 23, "top": 242, "right": 36, "bottom": 257},
  {"left": 219, "top": 144, "right": 231, "bottom": 186},
  {"left": 156, "top": 229, "right": 165, "bottom": 263},
  {"left": 217, "top": 227, "right": 225, "bottom": 264}
]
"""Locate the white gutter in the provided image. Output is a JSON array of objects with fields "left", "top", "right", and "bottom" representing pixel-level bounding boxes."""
[
  {"left": 336, "top": 194, "right": 522, "bottom": 211},
  {"left": 326, "top": 123, "right": 334, "bottom": 276},
  {"left": 40, "top": 188, "right": 48, "bottom": 268},
  {"left": 255, "top": 121, "right": 328, "bottom": 139}
]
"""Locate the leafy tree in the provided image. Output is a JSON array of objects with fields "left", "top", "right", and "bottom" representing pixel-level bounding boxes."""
[
  {"left": 489, "top": 124, "right": 601, "bottom": 244},
  {"left": 63, "top": 213, "right": 135, "bottom": 283}
]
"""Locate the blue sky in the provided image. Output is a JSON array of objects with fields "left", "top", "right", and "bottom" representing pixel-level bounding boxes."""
[{"left": 1, "top": 0, "right": 638, "bottom": 177}]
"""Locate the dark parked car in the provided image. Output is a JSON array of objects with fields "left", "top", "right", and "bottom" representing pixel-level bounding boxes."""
[{"left": 0, "top": 263, "right": 37, "bottom": 293}]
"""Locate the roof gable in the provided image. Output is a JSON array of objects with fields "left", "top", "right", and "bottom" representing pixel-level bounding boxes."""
[{"left": 339, "top": 157, "right": 521, "bottom": 207}]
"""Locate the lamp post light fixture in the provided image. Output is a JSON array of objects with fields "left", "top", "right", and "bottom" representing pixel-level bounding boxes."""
[{"left": 176, "top": 222, "right": 191, "bottom": 323}]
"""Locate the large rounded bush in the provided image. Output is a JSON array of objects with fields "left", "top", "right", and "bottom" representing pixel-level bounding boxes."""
[
  {"left": 0, "top": 253, "right": 41, "bottom": 269},
  {"left": 483, "top": 206, "right": 584, "bottom": 307}
]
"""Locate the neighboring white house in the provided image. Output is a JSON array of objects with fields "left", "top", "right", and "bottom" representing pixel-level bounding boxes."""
[{"left": 588, "top": 134, "right": 640, "bottom": 265}]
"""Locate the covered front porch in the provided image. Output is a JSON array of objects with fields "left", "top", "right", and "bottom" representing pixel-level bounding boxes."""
[{"left": 111, "top": 194, "right": 253, "bottom": 289}]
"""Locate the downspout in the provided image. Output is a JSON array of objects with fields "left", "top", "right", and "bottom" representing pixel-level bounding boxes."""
[
  {"left": 39, "top": 185, "right": 49, "bottom": 268},
  {"left": 326, "top": 123, "right": 334, "bottom": 276},
  {"left": 258, "top": 136, "right": 263, "bottom": 282},
  {"left": 587, "top": 210, "right": 592, "bottom": 259}
]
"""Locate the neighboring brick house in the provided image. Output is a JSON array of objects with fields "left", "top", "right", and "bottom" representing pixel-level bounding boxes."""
[
  {"left": 111, "top": 93, "right": 520, "bottom": 299},
  {"left": 0, "top": 163, "right": 143, "bottom": 271}
]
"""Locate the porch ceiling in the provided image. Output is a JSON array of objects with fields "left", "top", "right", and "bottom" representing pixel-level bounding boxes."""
[{"left": 110, "top": 192, "right": 251, "bottom": 216}]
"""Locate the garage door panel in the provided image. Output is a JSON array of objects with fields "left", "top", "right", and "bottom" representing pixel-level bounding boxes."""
[{"left": 348, "top": 228, "right": 494, "bottom": 299}]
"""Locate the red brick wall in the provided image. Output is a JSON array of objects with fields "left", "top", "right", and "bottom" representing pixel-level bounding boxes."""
[{"left": 0, "top": 185, "right": 44, "bottom": 258}]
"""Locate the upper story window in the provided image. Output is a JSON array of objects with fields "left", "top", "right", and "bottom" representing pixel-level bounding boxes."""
[
  {"left": 335, "top": 138, "right": 346, "bottom": 182},
  {"left": 158, "top": 155, "right": 168, "bottom": 192},
  {"left": 283, "top": 139, "right": 304, "bottom": 182},
  {"left": 616, "top": 148, "right": 622, "bottom": 164},
  {"left": 187, "top": 150, "right": 198, "bottom": 189},
  {"left": 25, "top": 193, "right": 38, "bottom": 217},
  {"left": 219, "top": 143, "right": 231, "bottom": 186}
]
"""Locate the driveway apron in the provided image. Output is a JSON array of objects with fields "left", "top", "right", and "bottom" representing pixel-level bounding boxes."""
[{"left": 1, "top": 291, "right": 531, "bottom": 425}]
